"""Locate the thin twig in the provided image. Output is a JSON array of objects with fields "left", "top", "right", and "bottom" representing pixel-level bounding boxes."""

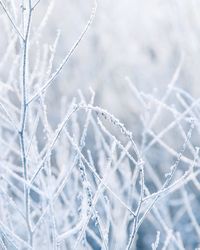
[
  {"left": 0, "top": 0, "right": 24, "bottom": 40},
  {"left": 31, "top": 0, "right": 41, "bottom": 10}
]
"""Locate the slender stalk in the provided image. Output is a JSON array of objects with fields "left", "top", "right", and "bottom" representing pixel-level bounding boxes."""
[
  {"left": 19, "top": 0, "right": 33, "bottom": 245},
  {"left": 31, "top": 0, "right": 41, "bottom": 11},
  {"left": 0, "top": 0, "right": 24, "bottom": 40},
  {"left": 126, "top": 165, "right": 145, "bottom": 250}
]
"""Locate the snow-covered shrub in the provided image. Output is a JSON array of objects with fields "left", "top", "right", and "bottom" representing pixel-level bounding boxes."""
[{"left": 0, "top": 1, "right": 199, "bottom": 250}]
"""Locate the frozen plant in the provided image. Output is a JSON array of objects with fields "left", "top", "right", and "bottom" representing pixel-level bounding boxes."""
[{"left": 0, "top": 1, "right": 200, "bottom": 250}]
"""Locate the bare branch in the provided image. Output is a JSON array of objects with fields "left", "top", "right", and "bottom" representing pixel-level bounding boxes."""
[{"left": 0, "top": 0, "right": 24, "bottom": 40}]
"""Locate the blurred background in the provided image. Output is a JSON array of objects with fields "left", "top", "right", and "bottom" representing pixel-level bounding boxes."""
[
  {"left": 31, "top": 0, "right": 200, "bottom": 114},
  {"left": 1, "top": 0, "right": 200, "bottom": 119}
]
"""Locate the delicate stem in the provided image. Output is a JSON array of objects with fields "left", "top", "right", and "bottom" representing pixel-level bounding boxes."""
[
  {"left": 0, "top": 0, "right": 24, "bottom": 40},
  {"left": 19, "top": 0, "right": 33, "bottom": 245}
]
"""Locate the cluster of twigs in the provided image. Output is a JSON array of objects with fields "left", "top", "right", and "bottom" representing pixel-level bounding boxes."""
[{"left": 0, "top": 1, "right": 199, "bottom": 249}]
